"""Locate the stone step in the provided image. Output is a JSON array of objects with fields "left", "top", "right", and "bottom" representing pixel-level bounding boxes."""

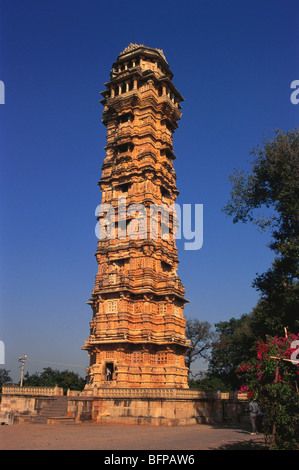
[
  {"left": 32, "top": 396, "right": 69, "bottom": 424},
  {"left": 47, "top": 417, "right": 79, "bottom": 425}
]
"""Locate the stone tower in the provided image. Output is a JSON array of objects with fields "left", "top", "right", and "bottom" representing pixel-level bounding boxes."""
[{"left": 83, "top": 44, "right": 189, "bottom": 389}]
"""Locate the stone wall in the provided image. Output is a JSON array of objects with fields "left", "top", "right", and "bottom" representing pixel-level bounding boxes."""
[
  {"left": 0, "top": 386, "right": 64, "bottom": 424},
  {"left": 68, "top": 389, "right": 249, "bottom": 426},
  {"left": 2, "top": 385, "right": 63, "bottom": 396},
  {"left": 1, "top": 386, "right": 249, "bottom": 426}
]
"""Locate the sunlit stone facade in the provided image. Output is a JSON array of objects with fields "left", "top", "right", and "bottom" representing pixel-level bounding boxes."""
[{"left": 83, "top": 44, "right": 189, "bottom": 388}]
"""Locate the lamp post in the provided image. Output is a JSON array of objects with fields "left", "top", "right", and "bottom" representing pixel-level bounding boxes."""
[{"left": 18, "top": 354, "right": 27, "bottom": 387}]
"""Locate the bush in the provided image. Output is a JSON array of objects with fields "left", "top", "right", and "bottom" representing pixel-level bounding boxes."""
[{"left": 238, "top": 333, "right": 299, "bottom": 450}]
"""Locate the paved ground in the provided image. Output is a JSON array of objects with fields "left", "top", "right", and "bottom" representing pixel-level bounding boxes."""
[{"left": 0, "top": 422, "right": 266, "bottom": 450}]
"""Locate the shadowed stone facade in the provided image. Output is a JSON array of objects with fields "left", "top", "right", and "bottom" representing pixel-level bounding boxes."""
[{"left": 83, "top": 44, "right": 189, "bottom": 389}]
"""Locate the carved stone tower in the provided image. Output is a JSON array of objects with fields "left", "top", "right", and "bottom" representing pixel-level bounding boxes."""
[{"left": 83, "top": 44, "right": 189, "bottom": 388}]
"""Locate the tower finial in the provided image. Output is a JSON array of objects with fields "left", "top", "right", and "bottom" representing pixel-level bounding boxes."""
[{"left": 119, "top": 43, "right": 167, "bottom": 63}]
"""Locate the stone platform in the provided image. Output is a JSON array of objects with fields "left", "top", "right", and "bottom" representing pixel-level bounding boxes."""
[
  {"left": 1, "top": 386, "right": 249, "bottom": 427},
  {"left": 67, "top": 388, "right": 248, "bottom": 426}
]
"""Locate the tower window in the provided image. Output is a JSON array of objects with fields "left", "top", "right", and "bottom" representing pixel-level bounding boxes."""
[
  {"left": 107, "top": 300, "right": 118, "bottom": 313},
  {"left": 163, "top": 119, "right": 174, "bottom": 133},
  {"left": 117, "top": 143, "right": 128, "bottom": 153},
  {"left": 165, "top": 149, "right": 175, "bottom": 159},
  {"left": 117, "top": 182, "right": 130, "bottom": 193},
  {"left": 161, "top": 261, "right": 171, "bottom": 272},
  {"left": 159, "top": 303, "right": 167, "bottom": 315},
  {"left": 109, "top": 274, "right": 117, "bottom": 284},
  {"left": 118, "top": 112, "right": 134, "bottom": 124},
  {"left": 161, "top": 186, "right": 170, "bottom": 198},
  {"left": 119, "top": 114, "right": 129, "bottom": 123},
  {"left": 105, "top": 362, "right": 114, "bottom": 380},
  {"left": 161, "top": 222, "right": 170, "bottom": 239}
]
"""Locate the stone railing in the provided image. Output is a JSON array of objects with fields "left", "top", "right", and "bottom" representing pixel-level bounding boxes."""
[
  {"left": 237, "top": 393, "right": 249, "bottom": 400},
  {"left": 93, "top": 387, "right": 216, "bottom": 400},
  {"left": 1, "top": 385, "right": 63, "bottom": 396},
  {"left": 67, "top": 389, "right": 82, "bottom": 397},
  {"left": 82, "top": 388, "right": 248, "bottom": 401},
  {"left": 220, "top": 392, "right": 238, "bottom": 400}
]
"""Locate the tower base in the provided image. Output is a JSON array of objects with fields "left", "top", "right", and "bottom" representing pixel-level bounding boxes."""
[{"left": 67, "top": 388, "right": 247, "bottom": 426}]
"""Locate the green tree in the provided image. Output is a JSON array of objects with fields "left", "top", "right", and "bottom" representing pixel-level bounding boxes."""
[
  {"left": 208, "top": 314, "right": 257, "bottom": 389},
  {"left": 223, "top": 128, "right": 299, "bottom": 335},
  {"left": 185, "top": 319, "right": 217, "bottom": 379},
  {"left": 0, "top": 368, "right": 12, "bottom": 390},
  {"left": 189, "top": 374, "right": 228, "bottom": 391},
  {"left": 23, "top": 367, "right": 86, "bottom": 394}
]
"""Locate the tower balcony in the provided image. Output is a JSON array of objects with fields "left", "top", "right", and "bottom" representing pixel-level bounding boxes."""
[
  {"left": 93, "top": 272, "right": 185, "bottom": 297},
  {"left": 83, "top": 330, "right": 189, "bottom": 349}
]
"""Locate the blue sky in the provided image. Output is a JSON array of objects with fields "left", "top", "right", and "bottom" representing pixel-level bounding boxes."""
[{"left": 0, "top": 0, "right": 298, "bottom": 382}]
